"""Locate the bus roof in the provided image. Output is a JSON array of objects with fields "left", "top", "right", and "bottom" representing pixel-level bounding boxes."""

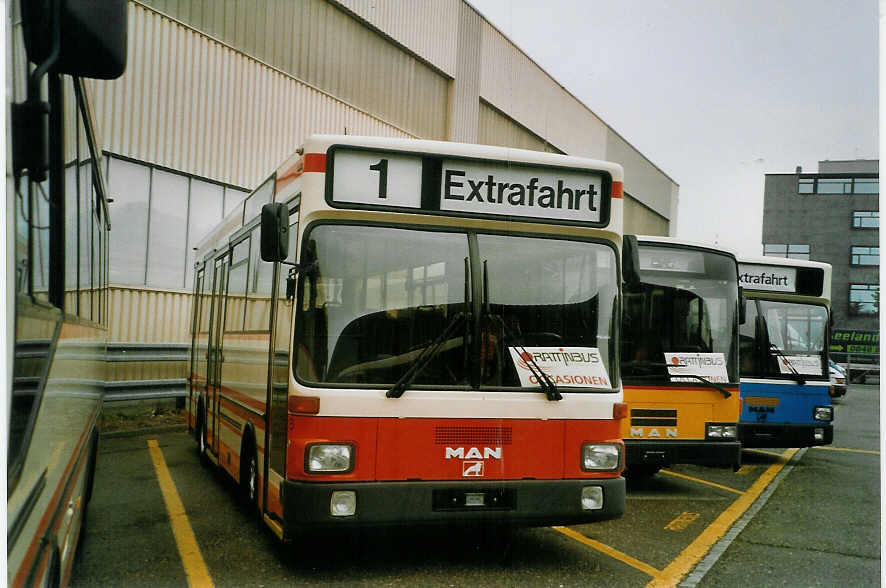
[
  {"left": 295, "top": 135, "right": 624, "bottom": 181},
  {"left": 737, "top": 255, "right": 832, "bottom": 304},
  {"left": 633, "top": 234, "right": 738, "bottom": 258}
]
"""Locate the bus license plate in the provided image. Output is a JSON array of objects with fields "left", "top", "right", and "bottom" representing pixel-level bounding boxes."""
[{"left": 465, "top": 493, "right": 485, "bottom": 507}]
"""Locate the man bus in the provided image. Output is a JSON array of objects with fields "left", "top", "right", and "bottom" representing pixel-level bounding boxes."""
[
  {"left": 187, "top": 135, "right": 628, "bottom": 541},
  {"left": 737, "top": 257, "right": 834, "bottom": 447},
  {"left": 620, "top": 236, "right": 741, "bottom": 477},
  {"left": 7, "top": 1, "right": 128, "bottom": 585}
]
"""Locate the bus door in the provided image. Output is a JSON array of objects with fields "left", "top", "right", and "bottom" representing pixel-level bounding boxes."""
[
  {"left": 189, "top": 266, "right": 205, "bottom": 431},
  {"left": 265, "top": 207, "right": 298, "bottom": 521},
  {"left": 206, "top": 253, "right": 229, "bottom": 457}
]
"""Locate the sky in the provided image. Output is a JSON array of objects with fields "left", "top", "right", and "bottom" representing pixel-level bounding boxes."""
[{"left": 467, "top": 0, "right": 879, "bottom": 256}]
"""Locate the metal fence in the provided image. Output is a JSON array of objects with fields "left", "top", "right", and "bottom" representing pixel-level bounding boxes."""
[
  {"left": 105, "top": 342, "right": 188, "bottom": 402},
  {"left": 830, "top": 352, "right": 880, "bottom": 384}
]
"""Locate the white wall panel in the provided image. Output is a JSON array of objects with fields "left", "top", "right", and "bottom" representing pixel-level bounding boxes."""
[
  {"left": 87, "top": 3, "right": 415, "bottom": 190},
  {"left": 333, "top": 0, "right": 460, "bottom": 76}
]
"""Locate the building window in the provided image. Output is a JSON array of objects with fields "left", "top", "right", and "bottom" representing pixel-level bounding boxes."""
[
  {"left": 853, "top": 178, "right": 879, "bottom": 194},
  {"left": 817, "top": 178, "right": 852, "bottom": 194},
  {"left": 849, "top": 284, "right": 879, "bottom": 315},
  {"left": 852, "top": 211, "right": 879, "bottom": 229},
  {"left": 763, "top": 243, "right": 810, "bottom": 260},
  {"left": 850, "top": 246, "right": 879, "bottom": 265},
  {"left": 798, "top": 177, "right": 879, "bottom": 194}
]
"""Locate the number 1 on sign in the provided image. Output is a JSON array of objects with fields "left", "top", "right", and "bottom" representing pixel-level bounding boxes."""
[{"left": 369, "top": 159, "right": 388, "bottom": 199}]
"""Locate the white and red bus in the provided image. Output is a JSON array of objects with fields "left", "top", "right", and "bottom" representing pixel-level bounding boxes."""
[{"left": 187, "top": 135, "right": 628, "bottom": 540}]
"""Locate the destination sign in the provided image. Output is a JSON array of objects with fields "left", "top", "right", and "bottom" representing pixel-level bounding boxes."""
[
  {"left": 639, "top": 247, "right": 705, "bottom": 273},
  {"left": 327, "top": 147, "right": 609, "bottom": 226},
  {"left": 738, "top": 263, "right": 797, "bottom": 293},
  {"left": 440, "top": 160, "right": 603, "bottom": 223}
]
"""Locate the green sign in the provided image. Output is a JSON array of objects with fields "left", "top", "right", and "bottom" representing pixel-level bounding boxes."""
[{"left": 830, "top": 329, "right": 879, "bottom": 355}]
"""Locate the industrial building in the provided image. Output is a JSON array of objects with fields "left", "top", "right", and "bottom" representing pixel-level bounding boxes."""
[
  {"left": 761, "top": 160, "right": 879, "bottom": 335},
  {"left": 68, "top": 1, "right": 679, "bottom": 394}
]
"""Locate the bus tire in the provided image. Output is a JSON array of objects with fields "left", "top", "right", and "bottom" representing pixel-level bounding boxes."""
[
  {"left": 240, "top": 431, "right": 259, "bottom": 513},
  {"left": 196, "top": 403, "right": 209, "bottom": 467},
  {"left": 84, "top": 429, "right": 99, "bottom": 505},
  {"left": 624, "top": 464, "right": 661, "bottom": 479}
]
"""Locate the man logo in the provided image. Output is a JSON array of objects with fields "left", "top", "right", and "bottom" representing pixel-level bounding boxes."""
[{"left": 463, "top": 461, "right": 484, "bottom": 477}]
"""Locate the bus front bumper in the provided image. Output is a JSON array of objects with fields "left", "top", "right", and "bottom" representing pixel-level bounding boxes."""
[
  {"left": 739, "top": 422, "right": 833, "bottom": 448},
  {"left": 280, "top": 477, "right": 625, "bottom": 531},
  {"left": 624, "top": 439, "right": 741, "bottom": 469}
]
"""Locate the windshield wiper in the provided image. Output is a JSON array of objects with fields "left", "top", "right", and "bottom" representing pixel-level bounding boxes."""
[
  {"left": 622, "top": 360, "right": 732, "bottom": 398},
  {"left": 483, "top": 261, "right": 561, "bottom": 401},
  {"left": 386, "top": 311, "right": 467, "bottom": 399},
  {"left": 768, "top": 343, "right": 806, "bottom": 385}
]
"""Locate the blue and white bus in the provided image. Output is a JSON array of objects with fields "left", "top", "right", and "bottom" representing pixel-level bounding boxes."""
[{"left": 737, "top": 257, "right": 834, "bottom": 447}]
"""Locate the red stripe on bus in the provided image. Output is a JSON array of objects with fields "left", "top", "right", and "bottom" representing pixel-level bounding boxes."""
[
  {"left": 303, "top": 153, "right": 326, "bottom": 173},
  {"left": 612, "top": 181, "right": 623, "bottom": 199},
  {"left": 276, "top": 152, "right": 327, "bottom": 191}
]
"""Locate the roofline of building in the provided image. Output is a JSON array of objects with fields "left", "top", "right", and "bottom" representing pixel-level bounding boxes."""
[{"left": 464, "top": 0, "right": 680, "bottom": 188}]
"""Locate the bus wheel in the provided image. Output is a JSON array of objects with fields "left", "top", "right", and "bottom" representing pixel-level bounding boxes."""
[
  {"left": 240, "top": 436, "right": 259, "bottom": 513},
  {"left": 624, "top": 465, "right": 661, "bottom": 479},
  {"left": 197, "top": 406, "right": 209, "bottom": 466}
]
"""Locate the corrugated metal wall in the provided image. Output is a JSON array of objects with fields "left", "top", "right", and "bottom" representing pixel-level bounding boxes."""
[
  {"left": 136, "top": 0, "right": 449, "bottom": 142},
  {"left": 477, "top": 100, "right": 562, "bottom": 154},
  {"left": 108, "top": 286, "right": 193, "bottom": 343},
  {"left": 478, "top": 19, "right": 609, "bottom": 161},
  {"left": 335, "top": 0, "right": 460, "bottom": 76},
  {"left": 605, "top": 130, "right": 676, "bottom": 221},
  {"left": 87, "top": 3, "right": 416, "bottom": 189},
  {"left": 623, "top": 194, "right": 669, "bottom": 237}
]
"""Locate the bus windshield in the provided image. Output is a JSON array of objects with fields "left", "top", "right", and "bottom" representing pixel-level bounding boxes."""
[
  {"left": 622, "top": 246, "right": 738, "bottom": 383},
  {"left": 739, "top": 299, "right": 828, "bottom": 380},
  {"left": 294, "top": 224, "right": 618, "bottom": 390}
]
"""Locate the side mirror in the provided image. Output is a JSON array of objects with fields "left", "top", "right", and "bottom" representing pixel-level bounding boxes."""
[
  {"left": 23, "top": 0, "right": 128, "bottom": 80},
  {"left": 738, "top": 286, "right": 747, "bottom": 325},
  {"left": 260, "top": 203, "right": 289, "bottom": 262},
  {"left": 622, "top": 235, "right": 642, "bottom": 287}
]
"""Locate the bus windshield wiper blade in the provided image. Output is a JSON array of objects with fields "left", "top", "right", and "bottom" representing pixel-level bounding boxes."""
[
  {"left": 483, "top": 261, "right": 560, "bottom": 401},
  {"left": 623, "top": 360, "right": 731, "bottom": 398},
  {"left": 768, "top": 343, "right": 806, "bottom": 385},
  {"left": 386, "top": 312, "right": 466, "bottom": 399}
]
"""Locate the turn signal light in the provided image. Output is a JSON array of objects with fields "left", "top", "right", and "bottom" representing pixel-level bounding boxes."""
[
  {"left": 613, "top": 402, "right": 628, "bottom": 420},
  {"left": 289, "top": 395, "right": 320, "bottom": 414}
]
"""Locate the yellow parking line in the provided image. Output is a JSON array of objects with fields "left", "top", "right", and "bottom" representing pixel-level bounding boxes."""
[
  {"left": 148, "top": 440, "right": 214, "bottom": 588},
  {"left": 811, "top": 446, "right": 879, "bottom": 455},
  {"left": 659, "top": 470, "right": 744, "bottom": 495},
  {"left": 742, "top": 449, "right": 786, "bottom": 459},
  {"left": 552, "top": 526, "right": 663, "bottom": 580},
  {"left": 646, "top": 448, "right": 799, "bottom": 588}
]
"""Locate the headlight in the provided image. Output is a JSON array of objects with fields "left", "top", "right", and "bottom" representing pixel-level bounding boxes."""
[
  {"left": 814, "top": 406, "right": 833, "bottom": 422},
  {"left": 306, "top": 444, "right": 354, "bottom": 473},
  {"left": 707, "top": 424, "right": 738, "bottom": 439},
  {"left": 581, "top": 443, "right": 621, "bottom": 471}
]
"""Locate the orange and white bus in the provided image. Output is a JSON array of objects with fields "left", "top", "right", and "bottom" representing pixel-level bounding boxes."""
[
  {"left": 6, "top": 1, "right": 127, "bottom": 585},
  {"left": 620, "top": 236, "right": 742, "bottom": 476},
  {"left": 187, "top": 135, "right": 628, "bottom": 539}
]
